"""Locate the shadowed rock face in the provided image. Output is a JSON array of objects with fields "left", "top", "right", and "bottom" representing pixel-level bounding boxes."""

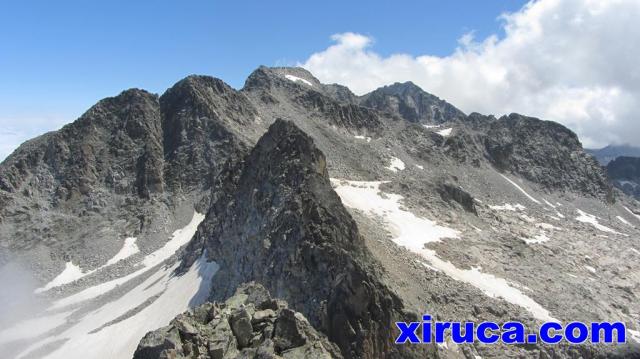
[
  {"left": 186, "top": 119, "right": 430, "bottom": 359},
  {"left": 484, "top": 113, "right": 613, "bottom": 201},
  {"left": 606, "top": 156, "right": 640, "bottom": 199}
]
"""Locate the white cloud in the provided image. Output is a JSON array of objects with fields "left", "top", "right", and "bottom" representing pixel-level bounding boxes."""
[{"left": 302, "top": 0, "right": 640, "bottom": 148}]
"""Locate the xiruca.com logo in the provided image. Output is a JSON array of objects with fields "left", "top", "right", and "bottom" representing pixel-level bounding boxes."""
[{"left": 395, "top": 315, "right": 629, "bottom": 344}]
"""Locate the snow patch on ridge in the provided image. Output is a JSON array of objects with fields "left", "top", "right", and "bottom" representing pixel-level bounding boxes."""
[
  {"left": 331, "top": 179, "right": 556, "bottom": 322},
  {"left": 489, "top": 203, "right": 526, "bottom": 211},
  {"left": 499, "top": 174, "right": 541, "bottom": 204},
  {"left": 354, "top": 135, "right": 371, "bottom": 142},
  {"left": 617, "top": 216, "right": 633, "bottom": 227},
  {"left": 36, "top": 262, "right": 88, "bottom": 293},
  {"left": 575, "top": 209, "right": 620, "bottom": 234},
  {"left": 624, "top": 206, "right": 640, "bottom": 222},
  {"left": 105, "top": 237, "right": 140, "bottom": 266},
  {"left": 523, "top": 231, "right": 550, "bottom": 244},
  {"left": 284, "top": 74, "right": 313, "bottom": 86},
  {"left": 386, "top": 157, "right": 405, "bottom": 172},
  {"left": 437, "top": 128, "right": 453, "bottom": 137}
]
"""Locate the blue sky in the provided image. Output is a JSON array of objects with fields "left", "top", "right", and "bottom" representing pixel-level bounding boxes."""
[{"left": 0, "top": 1, "right": 525, "bottom": 128}]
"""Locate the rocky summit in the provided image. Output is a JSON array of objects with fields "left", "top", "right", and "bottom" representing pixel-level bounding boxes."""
[
  {"left": 133, "top": 282, "right": 342, "bottom": 359},
  {"left": 1, "top": 66, "right": 639, "bottom": 359}
]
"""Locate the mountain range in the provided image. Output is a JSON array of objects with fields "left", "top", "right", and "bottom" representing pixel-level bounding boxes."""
[{"left": 1, "top": 66, "right": 639, "bottom": 359}]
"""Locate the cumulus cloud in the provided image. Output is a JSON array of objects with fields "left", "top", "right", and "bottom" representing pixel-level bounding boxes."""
[{"left": 302, "top": 0, "right": 640, "bottom": 148}]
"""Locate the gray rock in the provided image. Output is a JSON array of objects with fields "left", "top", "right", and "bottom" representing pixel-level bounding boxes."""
[
  {"left": 133, "top": 283, "right": 341, "bottom": 359},
  {"left": 230, "top": 308, "right": 253, "bottom": 348}
]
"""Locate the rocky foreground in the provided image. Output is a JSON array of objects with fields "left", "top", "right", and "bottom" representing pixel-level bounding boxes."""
[{"left": 134, "top": 282, "right": 342, "bottom": 359}]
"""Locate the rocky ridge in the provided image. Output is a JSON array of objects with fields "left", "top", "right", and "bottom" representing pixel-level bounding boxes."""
[
  {"left": 134, "top": 282, "right": 342, "bottom": 359},
  {"left": 185, "top": 119, "right": 430, "bottom": 359}
]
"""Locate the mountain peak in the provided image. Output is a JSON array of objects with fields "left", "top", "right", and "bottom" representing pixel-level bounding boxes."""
[
  {"left": 359, "top": 80, "right": 465, "bottom": 124},
  {"left": 243, "top": 66, "right": 320, "bottom": 91},
  {"left": 191, "top": 119, "right": 425, "bottom": 358}
]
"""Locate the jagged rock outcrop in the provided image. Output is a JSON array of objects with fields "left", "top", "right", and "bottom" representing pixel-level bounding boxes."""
[
  {"left": 484, "top": 113, "right": 613, "bottom": 200},
  {"left": 134, "top": 282, "right": 342, "bottom": 359},
  {"left": 359, "top": 81, "right": 465, "bottom": 124},
  {"left": 606, "top": 156, "right": 640, "bottom": 199},
  {"left": 186, "top": 119, "right": 430, "bottom": 359},
  {"left": 438, "top": 182, "right": 477, "bottom": 214}
]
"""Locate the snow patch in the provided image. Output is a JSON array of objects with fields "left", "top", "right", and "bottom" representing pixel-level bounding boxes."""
[
  {"left": 575, "top": 209, "right": 621, "bottom": 234},
  {"left": 543, "top": 199, "right": 556, "bottom": 209},
  {"left": 489, "top": 203, "right": 526, "bottom": 211},
  {"left": 422, "top": 124, "right": 440, "bottom": 129},
  {"left": 36, "top": 262, "right": 88, "bottom": 293},
  {"left": 499, "top": 174, "right": 541, "bottom": 204},
  {"left": 0, "top": 311, "right": 72, "bottom": 345},
  {"left": 624, "top": 206, "right": 640, "bottom": 222},
  {"left": 523, "top": 232, "right": 550, "bottom": 244},
  {"left": 331, "top": 179, "right": 556, "bottom": 322},
  {"left": 616, "top": 216, "right": 633, "bottom": 227},
  {"left": 437, "top": 128, "right": 453, "bottom": 137},
  {"left": 284, "top": 74, "right": 313, "bottom": 86},
  {"left": 519, "top": 214, "right": 536, "bottom": 223},
  {"left": 536, "top": 222, "right": 558, "bottom": 230},
  {"left": 630, "top": 329, "right": 640, "bottom": 343},
  {"left": 386, "top": 157, "right": 405, "bottom": 172},
  {"left": 415, "top": 164, "right": 424, "bottom": 170},
  {"left": 36, "top": 238, "right": 140, "bottom": 293},
  {"left": 51, "top": 212, "right": 205, "bottom": 309},
  {"left": 17, "top": 254, "right": 218, "bottom": 359},
  {"left": 584, "top": 265, "right": 596, "bottom": 274},
  {"left": 105, "top": 237, "right": 140, "bottom": 266},
  {"left": 354, "top": 135, "right": 371, "bottom": 142}
]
